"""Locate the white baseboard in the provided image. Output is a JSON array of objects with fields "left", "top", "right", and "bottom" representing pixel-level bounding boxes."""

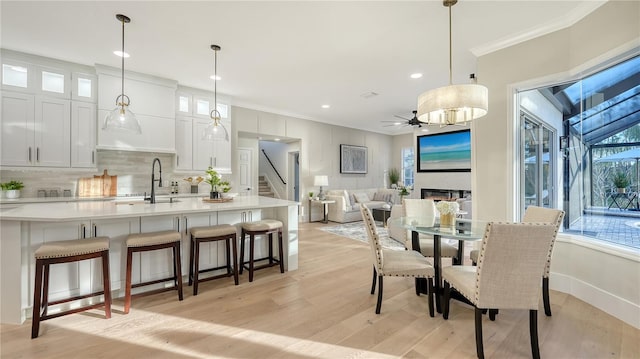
[{"left": 551, "top": 272, "right": 640, "bottom": 329}]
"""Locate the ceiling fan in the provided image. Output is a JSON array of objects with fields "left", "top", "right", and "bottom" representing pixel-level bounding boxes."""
[{"left": 382, "top": 110, "right": 428, "bottom": 128}]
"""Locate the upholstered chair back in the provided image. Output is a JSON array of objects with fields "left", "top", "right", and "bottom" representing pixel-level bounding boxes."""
[
  {"left": 522, "top": 206, "right": 565, "bottom": 277},
  {"left": 475, "top": 222, "right": 557, "bottom": 309},
  {"left": 402, "top": 199, "right": 436, "bottom": 248},
  {"left": 360, "top": 204, "right": 383, "bottom": 273}
]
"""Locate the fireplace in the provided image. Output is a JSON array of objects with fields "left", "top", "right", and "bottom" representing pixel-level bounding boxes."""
[{"left": 421, "top": 188, "right": 471, "bottom": 201}]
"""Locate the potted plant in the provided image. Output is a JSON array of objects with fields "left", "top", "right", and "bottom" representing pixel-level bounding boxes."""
[
  {"left": 205, "top": 167, "right": 222, "bottom": 199},
  {"left": 613, "top": 172, "right": 630, "bottom": 193},
  {"left": 1, "top": 180, "right": 24, "bottom": 199},
  {"left": 388, "top": 168, "right": 400, "bottom": 188},
  {"left": 308, "top": 191, "right": 314, "bottom": 199}
]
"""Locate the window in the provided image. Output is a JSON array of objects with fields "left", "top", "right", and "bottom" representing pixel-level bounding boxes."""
[
  {"left": 2, "top": 63, "right": 28, "bottom": 88},
  {"left": 178, "top": 96, "right": 189, "bottom": 113},
  {"left": 517, "top": 55, "right": 640, "bottom": 249},
  {"left": 77, "top": 77, "right": 92, "bottom": 98},
  {"left": 196, "top": 99, "right": 209, "bottom": 116},
  {"left": 41, "top": 71, "right": 65, "bottom": 93},
  {"left": 401, "top": 147, "right": 414, "bottom": 187}
]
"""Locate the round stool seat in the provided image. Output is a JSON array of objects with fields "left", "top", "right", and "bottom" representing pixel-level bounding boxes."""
[
  {"left": 126, "top": 230, "right": 181, "bottom": 247},
  {"left": 191, "top": 224, "right": 237, "bottom": 238},
  {"left": 241, "top": 219, "right": 283, "bottom": 232},
  {"left": 35, "top": 237, "right": 110, "bottom": 259}
]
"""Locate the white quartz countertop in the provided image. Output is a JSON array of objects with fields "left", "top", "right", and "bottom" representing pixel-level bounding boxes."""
[
  {"left": 0, "top": 196, "right": 299, "bottom": 222},
  {"left": 0, "top": 193, "right": 206, "bottom": 204}
]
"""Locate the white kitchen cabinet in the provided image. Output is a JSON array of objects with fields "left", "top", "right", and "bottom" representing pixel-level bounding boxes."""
[
  {"left": 192, "top": 118, "right": 232, "bottom": 173},
  {"left": 96, "top": 66, "right": 177, "bottom": 153},
  {"left": 0, "top": 93, "right": 71, "bottom": 168},
  {"left": 1, "top": 92, "right": 34, "bottom": 166},
  {"left": 175, "top": 117, "right": 193, "bottom": 171},
  {"left": 36, "top": 65, "right": 70, "bottom": 99},
  {"left": 71, "top": 102, "right": 97, "bottom": 168},
  {"left": 1, "top": 59, "right": 35, "bottom": 93},
  {"left": 71, "top": 72, "right": 97, "bottom": 103},
  {"left": 34, "top": 96, "right": 71, "bottom": 167}
]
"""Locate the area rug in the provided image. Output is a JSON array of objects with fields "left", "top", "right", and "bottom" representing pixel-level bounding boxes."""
[{"left": 319, "top": 221, "right": 405, "bottom": 250}]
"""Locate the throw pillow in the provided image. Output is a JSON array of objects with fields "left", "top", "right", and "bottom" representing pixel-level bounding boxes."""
[
  {"left": 342, "top": 190, "right": 350, "bottom": 207},
  {"left": 349, "top": 193, "right": 356, "bottom": 206},
  {"left": 372, "top": 192, "right": 386, "bottom": 201},
  {"left": 353, "top": 192, "right": 370, "bottom": 203}
]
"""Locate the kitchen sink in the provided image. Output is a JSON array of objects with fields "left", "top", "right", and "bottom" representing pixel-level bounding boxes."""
[{"left": 113, "top": 198, "right": 180, "bottom": 205}]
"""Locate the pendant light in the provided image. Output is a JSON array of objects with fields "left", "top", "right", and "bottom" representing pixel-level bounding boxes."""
[
  {"left": 203, "top": 44, "right": 229, "bottom": 141},
  {"left": 103, "top": 14, "right": 141, "bottom": 134},
  {"left": 417, "top": 0, "right": 488, "bottom": 126}
]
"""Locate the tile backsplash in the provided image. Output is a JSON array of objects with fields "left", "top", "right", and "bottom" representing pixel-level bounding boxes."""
[{"left": 0, "top": 150, "right": 210, "bottom": 198}]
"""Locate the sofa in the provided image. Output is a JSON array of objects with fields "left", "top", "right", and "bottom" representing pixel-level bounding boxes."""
[{"left": 325, "top": 188, "right": 400, "bottom": 223}]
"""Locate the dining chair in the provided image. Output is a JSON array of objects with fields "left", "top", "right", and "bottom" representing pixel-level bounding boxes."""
[
  {"left": 360, "top": 204, "right": 435, "bottom": 317},
  {"left": 402, "top": 199, "right": 461, "bottom": 263},
  {"left": 469, "top": 206, "right": 564, "bottom": 316},
  {"left": 442, "top": 222, "right": 558, "bottom": 359}
]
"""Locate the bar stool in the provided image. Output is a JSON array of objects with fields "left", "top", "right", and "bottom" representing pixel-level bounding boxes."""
[
  {"left": 189, "top": 224, "right": 239, "bottom": 295},
  {"left": 124, "top": 230, "right": 183, "bottom": 314},
  {"left": 31, "top": 237, "right": 111, "bottom": 339},
  {"left": 239, "top": 219, "right": 285, "bottom": 282}
]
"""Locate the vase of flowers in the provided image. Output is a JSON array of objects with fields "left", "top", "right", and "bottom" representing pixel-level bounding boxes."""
[
  {"left": 205, "top": 167, "right": 222, "bottom": 199},
  {"left": 398, "top": 185, "right": 411, "bottom": 202},
  {"left": 436, "top": 201, "right": 459, "bottom": 227}
]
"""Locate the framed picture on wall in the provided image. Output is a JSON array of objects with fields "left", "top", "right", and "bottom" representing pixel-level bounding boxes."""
[
  {"left": 417, "top": 129, "right": 471, "bottom": 172},
  {"left": 340, "top": 144, "right": 368, "bottom": 174}
]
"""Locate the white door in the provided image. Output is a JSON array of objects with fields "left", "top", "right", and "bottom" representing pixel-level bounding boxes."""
[
  {"left": 237, "top": 148, "right": 253, "bottom": 195},
  {"left": 1, "top": 92, "right": 34, "bottom": 166}
]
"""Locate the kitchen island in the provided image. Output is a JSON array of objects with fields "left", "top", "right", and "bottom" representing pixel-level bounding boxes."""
[{"left": 0, "top": 196, "right": 299, "bottom": 324}]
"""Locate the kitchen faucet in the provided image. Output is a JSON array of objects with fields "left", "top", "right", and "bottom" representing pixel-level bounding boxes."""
[{"left": 149, "top": 158, "right": 162, "bottom": 204}]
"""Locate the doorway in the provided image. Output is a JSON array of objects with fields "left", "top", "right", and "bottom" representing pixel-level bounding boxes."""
[{"left": 521, "top": 112, "right": 556, "bottom": 213}]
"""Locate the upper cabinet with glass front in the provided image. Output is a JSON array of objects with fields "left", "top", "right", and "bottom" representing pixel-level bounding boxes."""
[{"left": 2, "top": 59, "right": 35, "bottom": 93}]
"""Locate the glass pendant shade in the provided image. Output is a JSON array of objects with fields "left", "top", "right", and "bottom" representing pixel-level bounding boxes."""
[
  {"left": 103, "top": 14, "right": 141, "bottom": 134},
  {"left": 103, "top": 101, "right": 141, "bottom": 134},
  {"left": 416, "top": 0, "right": 488, "bottom": 126},
  {"left": 417, "top": 84, "right": 488, "bottom": 125},
  {"left": 203, "top": 115, "right": 229, "bottom": 141}
]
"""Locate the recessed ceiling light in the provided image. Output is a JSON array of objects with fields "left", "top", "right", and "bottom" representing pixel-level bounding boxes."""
[
  {"left": 410, "top": 73, "right": 423, "bottom": 79},
  {"left": 421, "top": 128, "right": 429, "bottom": 132},
  {"left": 394, "top": 122, "right": 402, "bottom": 126},
  {"left": 210, "top": 75, "right": 221, "bottom": 81},
  {"left": 321, "top": 104, "right": 330, "bottom": 109},
  {"left": 113, "top": 51, "right": 130, "bottom": 58},
  {"left": 274, "top": 138, "right": 281, "bottom": 141}
]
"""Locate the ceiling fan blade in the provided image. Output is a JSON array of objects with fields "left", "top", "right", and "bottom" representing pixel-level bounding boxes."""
[{"left": 393, "top": 115, "right": 411, "bottom": 121}]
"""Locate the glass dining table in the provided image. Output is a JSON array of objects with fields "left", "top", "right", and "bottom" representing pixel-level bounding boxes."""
[{"left": 388, "top": 216, "right": 488, "bottom": 313}]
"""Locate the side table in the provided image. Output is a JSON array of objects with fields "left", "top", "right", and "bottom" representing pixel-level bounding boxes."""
[{"left": 309, "top": 199, "right": 335, "bottom": 224}]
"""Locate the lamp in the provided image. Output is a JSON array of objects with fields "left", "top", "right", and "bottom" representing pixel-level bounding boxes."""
[
  {"left": 417, "top": 0, "right": 488, "bottom": 126},
  {"left": 203, "top": 45, "right": 229, "bottom": 141},
  {"left": 314, "top": 175, "right": 329, "bottom": 200},
  {"left": 103, "top": 14, "right": 142, "bottom": 134}
]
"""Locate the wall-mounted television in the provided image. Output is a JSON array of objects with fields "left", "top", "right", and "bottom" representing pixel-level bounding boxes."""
[{"left": 417, "top": 129, "right": 471, "bottom": 172}]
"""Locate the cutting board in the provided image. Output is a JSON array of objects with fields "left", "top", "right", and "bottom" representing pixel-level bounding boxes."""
[
  {"left": 78, "top": 170, "right": 117, "bottom": 197},
  {"left": 94, "top": 170, "right": 117, "bottom": 197}
]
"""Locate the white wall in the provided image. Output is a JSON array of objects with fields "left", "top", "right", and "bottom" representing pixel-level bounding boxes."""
[{"left": 475, "top": 0, "right": 640, "bottom": 328}]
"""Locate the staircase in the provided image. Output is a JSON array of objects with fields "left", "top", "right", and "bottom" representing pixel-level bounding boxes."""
[{"left": 258, "top": 176, "right": 275, "bottom": 198}]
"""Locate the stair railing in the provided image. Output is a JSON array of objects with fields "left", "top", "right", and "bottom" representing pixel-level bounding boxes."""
[{"left": 261, "top": 149, "right": 286, "bottom": 185}]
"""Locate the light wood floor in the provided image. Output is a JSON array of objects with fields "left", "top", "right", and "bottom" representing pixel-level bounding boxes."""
[{"left": 2, "top": 222, "right": 638, "bottom": 358}]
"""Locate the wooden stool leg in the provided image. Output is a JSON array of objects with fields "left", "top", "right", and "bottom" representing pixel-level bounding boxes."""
[
  {"left": 193, "top": 239, "right": 201, "bottom": 296},
  {"left": 42, "top": 264, "right": 50, "bottom": 317},
  {"left": 268, "top": 233, "right": 274, "bottom": 265},
  {"left": 231, "top": 234, "right": 239, "bottom": 285},
  {"left": 31, "top": 259, "right": 44, "bottom": 339},
  {"left": 225, "top": 238, "right": 232, "bottom": 275},
  {"left": 124, "top": 248, "right": 133, "bottom": 314},
  {"left": 278, "top": 229, "right": 284, "bottom": 273},
  {"left": 188, "top": 236, "right": 195, "bottom": 286},
  {"left": 239, "top": 229, "right": 246, "bottom": 275},
  {"left": 249, "top": 234, "right": 255, "bottom": 282},
  {"left": 101, "top": 250, "right": 112, "bottom": 318},
  {"left": 174, "top": 242, "right": 183, "bottom": 301}
]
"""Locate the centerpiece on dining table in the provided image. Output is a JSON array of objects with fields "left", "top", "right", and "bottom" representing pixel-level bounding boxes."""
[{"left": 436, "top": 201, "right": 459, "bottom": 227}]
